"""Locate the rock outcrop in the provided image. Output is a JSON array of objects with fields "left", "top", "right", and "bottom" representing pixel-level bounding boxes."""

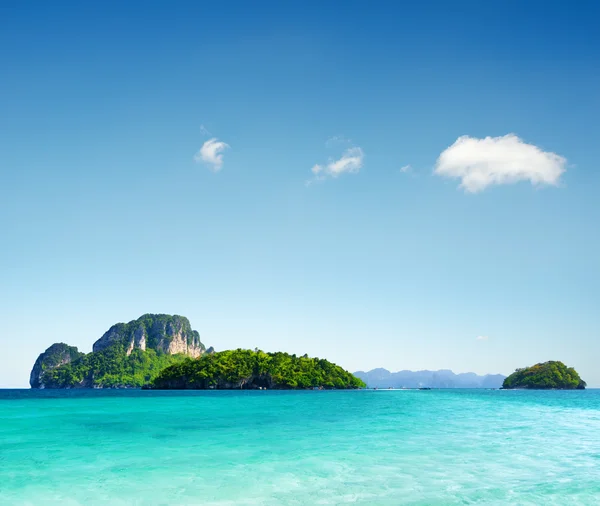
[
  {"left": 92, "top": 314, "right": 205, "bottom": 357},
  {"left": 30, "top": 314, "right": 208, "bottom": 388},
  {"left": 30, "top": 343, "right": 84, "bottom": 389}
]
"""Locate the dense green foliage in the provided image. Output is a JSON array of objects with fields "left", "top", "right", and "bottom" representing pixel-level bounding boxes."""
[
  {"left": 152, "top": 349, "right": 366, "bottom": 390},
  {"left": 502, "top": 361, "right": 586, "bottom": 390},
  {"left": 41, "top": 345, "right": 189, "bottom": 388}
]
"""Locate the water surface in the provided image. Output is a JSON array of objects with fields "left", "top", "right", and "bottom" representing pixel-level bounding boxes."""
[{"left": 1, "top": 389, "right": 599, "bottom": 505}]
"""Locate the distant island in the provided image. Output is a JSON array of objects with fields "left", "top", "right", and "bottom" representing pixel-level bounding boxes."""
[
  {"left": 151, "top": 349, "right": 365, "bottom": 390},
  {"left": 502, "top": 361, "right": 586, "bottom": 390},
  {"left": 354, "top": 368, "right": 506, "bottom": 389},
  {"left": 30, "top": 314, "right": 364, "bottom": 390}
]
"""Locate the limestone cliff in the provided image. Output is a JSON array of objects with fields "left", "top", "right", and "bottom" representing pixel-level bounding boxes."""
[{"left": 92, "top": 314, "right": 205, "bottom": 358}]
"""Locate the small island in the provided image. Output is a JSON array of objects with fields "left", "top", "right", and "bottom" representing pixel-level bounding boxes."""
[
  {"left": 502, "top": 361, "right": 586, "bottom": 390},
  {"left": 150, "top": 349, "right": 366, "bottom": 390}
]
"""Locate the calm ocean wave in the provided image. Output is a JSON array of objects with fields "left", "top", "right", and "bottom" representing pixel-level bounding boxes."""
[{"left": 1, "top": 389, "right": 599, "bottom": 505}]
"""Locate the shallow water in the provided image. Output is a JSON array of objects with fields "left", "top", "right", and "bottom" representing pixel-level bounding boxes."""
[{"left": 1, "top": 389, "right": 599, "bottom": 505}]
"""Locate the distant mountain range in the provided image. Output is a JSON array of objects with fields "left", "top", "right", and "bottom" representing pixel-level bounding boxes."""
[{"left": 353, "top": 368, "right": 506, "bottom": 389}]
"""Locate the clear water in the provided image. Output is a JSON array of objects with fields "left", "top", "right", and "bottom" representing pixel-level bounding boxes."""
[{"left": 1, "top": 389, "right": 600, "bottom": 505}]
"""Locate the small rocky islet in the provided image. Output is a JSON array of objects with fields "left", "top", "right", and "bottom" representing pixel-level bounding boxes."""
[
  {"left": 502, "top": 361, "right": 586, "bottom": 390},
  {"left": 30, "top": 313, "right": 365, "bottom": 390}
]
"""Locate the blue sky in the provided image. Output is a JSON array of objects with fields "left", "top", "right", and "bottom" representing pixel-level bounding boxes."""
[{"left": 1, "top": 0, "right": 599, "bottom": 387}]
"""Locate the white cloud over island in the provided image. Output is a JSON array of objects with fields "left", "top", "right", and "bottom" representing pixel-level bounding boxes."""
[
  {"left": 194, "top": 138, "right": 230, "bottom": 172},
  {"left": 434, "top": 134, "right": 567, "bottom": 193}
]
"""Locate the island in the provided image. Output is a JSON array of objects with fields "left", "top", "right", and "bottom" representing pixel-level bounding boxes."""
[
  {"left": 150, "top": 349, "right": 366, "bottom": 390},
  {"left": 30, "top": 314, "right": 209, "bottom": 389},
  {"left": 502, "top": 361, "right": 586, "bottom": 390},
  {"left": 30, "top": 313, "right": 365, "bottom": 390}
]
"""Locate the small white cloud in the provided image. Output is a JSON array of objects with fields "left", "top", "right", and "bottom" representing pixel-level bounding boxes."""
[
  {"left": 400, "top": 164, "right": 412, "bottom": 173},
  {"left": 327, "top": 147, "right": 364, "bottom": 176},
  {"left": 434, "top": 134, "right": 567, "bottom": 193},
  {"left": 200, "top": 124, "right": 212, "bottom": 137},
  {"left": 194, "top": 138, "right": 230, "bottom": 172},
  {"left": 476, "top": 335, "right": 489, "bottom": 341},
  {"left": 308, "top": 142, "right": 364, "bottom": 184},
  {"left": 311, "top": 147, "right": 364, "bottom": 179}
]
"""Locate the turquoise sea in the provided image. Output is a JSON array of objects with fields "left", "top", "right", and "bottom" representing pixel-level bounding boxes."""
[{"left": 1, "top": 389, "right": 600, "bottom": 505}]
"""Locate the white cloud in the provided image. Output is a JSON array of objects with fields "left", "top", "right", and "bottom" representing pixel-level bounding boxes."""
[
  {"left": 476, "top": 335, "right": 489, "bottom": 341},
  {"left": 434, "top": 134, "right": 567, "bottom": 193},
  {"left": 194, "top": 138, "right": 230, "bottom": 172},
  {"left": 327, "top": 147, "right": 364, "bottom": 175},
  {"left": 400, "top": 164, "right": 412, "bottom": 173},
  {"left": 310, "top": 147, "right": 364, "bottom": 181},
  {"left": 200, "top": 124, "right": 212, "bottom": 137}
]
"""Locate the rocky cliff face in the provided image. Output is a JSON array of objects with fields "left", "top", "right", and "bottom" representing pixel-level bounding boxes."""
[
  {"left": 92, "top": 314, "right": 205, "bottom": 358},
  {"left": 30, "top": 343, "right": 83, "bottom": 389}
]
